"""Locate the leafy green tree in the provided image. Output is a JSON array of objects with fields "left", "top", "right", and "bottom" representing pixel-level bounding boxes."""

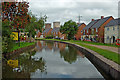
[
  {"left": 60, "top": 20, "right": 78, "bottom": 40},
  {"left": 25, "top": 14, "right": 37, "bottom": 39},
  {"left": 25, "top": 12, "right": 47, "bottom": 40},
  {"left": 2, "top": 20, "right": 14, "bottom": 54},
  {"left": 37, "top": 15, "right": 47, "bottom": 32}
]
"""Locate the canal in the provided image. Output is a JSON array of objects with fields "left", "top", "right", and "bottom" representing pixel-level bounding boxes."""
[{"left": 3, "top": 41, "right": 104, "bottom": 79}]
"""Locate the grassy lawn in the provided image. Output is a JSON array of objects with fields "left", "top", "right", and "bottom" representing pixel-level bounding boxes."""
[
  {"left": 37, "top": 38, "right": 120, "bottom": 64},
  {"left": 10, "top": 42, "right": 35, "bottom": 52},
  {"left": 69, "top": 40, "right": 120, "bottom": 64},
  {"left": 70, "top": 40, "right": 118, "bottom": 48}
]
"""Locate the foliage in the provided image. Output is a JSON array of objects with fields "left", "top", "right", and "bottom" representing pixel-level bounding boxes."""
[
  {"left": 45, "top": 35, "right": 53, "bottom": 39},
  {"left": 25, "top": 13, "right": 47, "bottom": 38},
  {"left": 37, "top": 15, "right": 47, "bottom": 32},
  {"left": 2, "top": 1, "right": 30, "bottom": 30},
  {"left": 2, "top": 1, "right": 30, "bottom": 54},
  {"left": 60, "top": 20, "right": 78, "bottom": 40},
  {"left": 2, "top": 20, "right": 14, "bottom": 54}
]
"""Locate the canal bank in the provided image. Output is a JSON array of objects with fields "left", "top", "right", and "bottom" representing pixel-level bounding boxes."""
[
  {"left": 37, "top": 39, "right": 120, "bottom": 80},
  {"left": 4, "top": 43, "right": 36, "bottom": 59}
]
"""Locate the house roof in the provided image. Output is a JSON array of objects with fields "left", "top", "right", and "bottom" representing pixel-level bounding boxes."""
[
  {"left": 51, "top": 27, "right": 60, "bottom": 33},
  {"left": 43, "top": 28, "right": 52, "bottom": 33},
  {"left": 91, "top": 16, "right": 112, "bottom": 29},
  {"left": 77, "top": 23, "right": 85, "bottom": 27},
  {"left": 83, "top": 20, "right": 99, "bottom": 30},
  {"left": 105, "top": 18, "right": 120, "bottom": 27}
]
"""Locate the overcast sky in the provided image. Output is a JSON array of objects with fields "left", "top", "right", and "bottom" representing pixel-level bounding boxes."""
[{"left": 28, "top": 0, "right": 119, "bottom": 27}]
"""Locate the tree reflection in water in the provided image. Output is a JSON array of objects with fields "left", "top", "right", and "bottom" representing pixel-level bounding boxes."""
[
  {"left": 3, "top": 50, "right": 47, "bottom": 78},
  {"left": 60, "top": 45, "right": 78, "bottom": 64}
]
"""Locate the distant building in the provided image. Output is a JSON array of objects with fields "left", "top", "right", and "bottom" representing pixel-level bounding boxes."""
[
  {"left": 43, "top": 28, "right": 52, "bottom": 38},
  {"left": 53, "top": 22, "right": 60, "bottom": 28},
  {"left": 104, "top": 18, "right": 120, "bottom": 43},
  {"left": 45, "top": 23, "right": 51, "bottom": 29},
  {"left": 75, "top": 23, "right": 86, "bottom": 40},
  {"left": 52, "top": 22, "right": 66, "bottom": 39}
]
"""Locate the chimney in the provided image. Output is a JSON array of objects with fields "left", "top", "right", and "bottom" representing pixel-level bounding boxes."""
[
  {"left": 92, "top": 19, "right": 94, "bottom": 21},
  {"left": 101, "top": 16, "right": 104, "bottom": 19}
]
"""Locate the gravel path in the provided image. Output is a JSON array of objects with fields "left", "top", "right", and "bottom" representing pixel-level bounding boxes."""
[{"left": 83, "top": 43, "right": 119, "bottom": 54}]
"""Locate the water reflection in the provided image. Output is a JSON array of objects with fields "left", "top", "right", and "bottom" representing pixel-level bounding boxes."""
[
  {"left": 36, "top": 41, "right": 85, "bottom": 64},
  {"left": 3, "top": 50, "right": 46, "bottom": 78},
  {"left": 3, "top": 41, "right": 103, "bottom": 78}
]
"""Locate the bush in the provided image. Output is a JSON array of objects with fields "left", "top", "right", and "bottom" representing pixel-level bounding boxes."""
[{"left": 45, "top": 35, "right": 53, "bottom": 39}]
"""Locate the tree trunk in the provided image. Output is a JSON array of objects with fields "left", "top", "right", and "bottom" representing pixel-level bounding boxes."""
[{"left": 30, "top": 33, "right": 32, "bottom": 42}]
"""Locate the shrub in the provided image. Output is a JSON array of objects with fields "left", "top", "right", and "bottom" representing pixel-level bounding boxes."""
[{"left": 45, "top": 35, "right": 53, "bottom": 39}]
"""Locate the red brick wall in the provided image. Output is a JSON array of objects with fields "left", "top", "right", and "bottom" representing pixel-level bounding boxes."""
[
  {"left": 75, "top": 23, "right": 86, "bottom": 40},
  {"left": 43, "top": 28, "right": 52, "bottom": 37},
  {"left": 98, "top": 16, "right": 114, "bottom": 42}
]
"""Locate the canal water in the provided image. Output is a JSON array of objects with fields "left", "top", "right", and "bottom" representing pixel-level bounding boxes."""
[{"left": 2, "top": 41, "right": 104, "bottom": 79}]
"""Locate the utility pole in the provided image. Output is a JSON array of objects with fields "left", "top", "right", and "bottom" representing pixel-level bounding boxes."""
[{"left": 78, "top": 15, "right": 82, "bottom": 24}]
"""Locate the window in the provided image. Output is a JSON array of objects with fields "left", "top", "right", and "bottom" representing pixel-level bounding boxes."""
[
  {"left": 96, "top": 28, "right": 98, "bottom": 32},
  {"left": 107, "top": 36, "right": 109, "bottom": 40},
  {"left": 113, "top": 27, "right": 115, "bottom": 30},
  {"left": 83, "top": 30, "right": 85, "bottom": 35},
  {"left": 92, "top": 29, "right": 94, "bottom": 34},
  {"left": 117, "top": 26, "right": 119, "bottom": 30},
  {"left": 87, "top": 29, "right": 88, "bottom": 33},
  {"left": 107, "top": 28, "right": 109, "bottom": 31},
  {"left": 81, "top": 31, "right": 82, "bottom": 33}
]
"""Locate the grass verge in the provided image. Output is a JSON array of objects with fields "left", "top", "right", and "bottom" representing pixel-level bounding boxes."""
[{"left": 10, "top": 42, "right": 35, "bottom": 52}]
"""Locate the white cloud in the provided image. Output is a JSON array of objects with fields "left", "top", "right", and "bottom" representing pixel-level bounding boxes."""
[{"left": 28, "top": 0, "right": 119, "bottom": 25}]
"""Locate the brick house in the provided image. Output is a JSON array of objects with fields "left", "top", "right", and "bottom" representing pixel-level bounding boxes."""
[
  {"left": 51, "top": 27, "right": 66, "bottom": 39},
  {"left": 104, "top": 18, "right": 120, "bottom": 43},
  {"left": 75, "top": 23, "right": 86, "bottom": 40},
  {"left": 43, "top": 28, "right": 52, "bottom": 38},
  {"left": 81, "top": 19, "right": 99, "bottom": 40},
  {"left": 90, "top": 16, "right": 114, "bottom": 42}
]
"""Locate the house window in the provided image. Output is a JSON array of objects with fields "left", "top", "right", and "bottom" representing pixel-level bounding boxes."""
[
  {"left": 117, "top": 26, "right": 119, "bottom": 30},
  {"left": 87, "top": 30, "right": 88, "bottom": 33},
  {"left": 81, "top": 31, "right": 82, "bottom": 33},
  {"left": 107, "top": 27, "right": 109, "bottom": 31},
  {"left": 107, "top": 36, "right": 109, "bottom": 40},
  {"left": 83, "top": 30, "right": 85, "bottom": 35},
  {"left": 113, "top": 27, "right": 115, "bottom": 30},
  {"left": 92, "top": 29, "right": 94, "bottom": 34},
  {"left": 96, "top": 28, "right": 98, "bottom": 32}
]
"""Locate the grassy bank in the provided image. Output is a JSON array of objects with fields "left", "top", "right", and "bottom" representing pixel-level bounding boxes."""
[
  {"left": 10, "top": 42, "right": 35, "bottom": 52},
  {"left": 37, "top": 38, "right": 120, "bottom": 64},
  {"left": 72, "top": 40, "right": 118, "bottom": 48}
]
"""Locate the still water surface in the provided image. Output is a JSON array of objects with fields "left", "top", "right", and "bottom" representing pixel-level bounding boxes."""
[{"left": 3, "top": 41, "right": 104, "bottom": 78}]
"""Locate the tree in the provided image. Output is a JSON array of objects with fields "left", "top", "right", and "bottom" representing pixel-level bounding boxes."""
[
  {"left": 2, "top": 20, "right": 14, "bottom": 54},
  {"left": 60, "top": 20, "right": 78, "bottom": 40},
  {"left": 2, "top": 1, "right": 30, "bottom": 54},
  {"left": 25, "top": 13, "right": 47, "bottom": 40},
  {"left": 2, "top": 1, "right": 30, "bottom": 30},
  {"left": 37, "top": 15, "right": 47, "bottom": 32}
]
